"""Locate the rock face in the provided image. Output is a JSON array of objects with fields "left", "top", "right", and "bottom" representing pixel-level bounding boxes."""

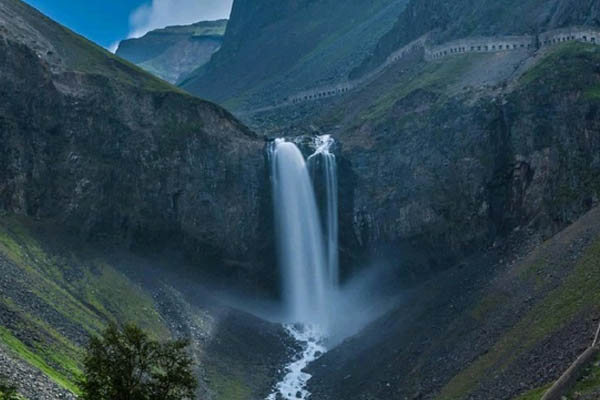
[
  {"left": 180, "top": 0, "right": 408, "bottom": 109},
  {"left": 308, "top": 207, "right": 600, "bottom": 400},
  {"left": 298, "top": 6, "right": 600, "bottom": 398},
  {"left": 328, "top": 43, "right": 600, "bottom": 284},
  {"left": 0, "top": 0, "right": 272, "bottom": 289},
  {"left": 116, "top": 20, "right": 227, "bottom": 84}
]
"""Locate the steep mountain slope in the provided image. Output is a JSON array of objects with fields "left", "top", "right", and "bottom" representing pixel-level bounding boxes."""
[
  {"left": 335, "top": 42, "right": 600, "bottom": 281},
  {"left": 0, "top": 1, "right": 289, "bottom": 398},
  {"left": 353, "top": 0, "right": 600, "bottom": 78},
  {"left": 4, "top": 0, "right": 600, "bottom": 399},
  {"left": 297, "top": 17, "right": 600, "bottom": 400},
  {"left": 0, "top": 0, "right": 275, "bottom": 292},
  {"left": 310, "top": 206, "right": 600, "bottom": 399},
  {"left": 0, "top": 216, "right": 289, "bottom": 400},
  {"left": 180, "top": 0, "right": 408, "bottom": 110},
  {"left": 116, "top": 20, "right": 227, "bottom": 84}
]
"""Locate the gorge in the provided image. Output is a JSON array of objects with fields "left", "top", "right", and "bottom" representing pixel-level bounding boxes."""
[{"left": 2, "top": 0, "right": 600, "bottom": 399}]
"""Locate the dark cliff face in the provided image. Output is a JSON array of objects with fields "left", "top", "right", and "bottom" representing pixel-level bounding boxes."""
[
  {"left": 352, "top": 0, "right": 600, "bottom": 78},
  {"left": 327, "top": 44, "right": 600, "bottom": 284},
  {"left": 304, "top": 43, "right": 600, "bottom": 400},
  {"left": 0, "top": 0, "right": 273, "bottom": 291},
  {"left": 180, "top": 0, "right": 408, "bottom": 109},
  {"left": 116, "top": 20, "right": 227, "bottom": 84}
]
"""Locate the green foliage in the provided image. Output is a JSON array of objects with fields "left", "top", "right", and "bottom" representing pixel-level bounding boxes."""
[
  {"left": 569, "top": 353, "right": 600, "bottom": 397},
  {"left": 0, "top": 326, "right": 80, "bottom": 394},
  {"left": 79, "top": 324, "right": 196, "bottom": 400},
  {"left": 585, "top": 85, "right": 600, "bottom": 100},
  {"left": 204, "top": 366, "right": 251, "bottom": 400},
  {"left": 519, "top": 42, "right": 600, "bottom": 89},
  {"left": 0, "top": 375, "right": 17, "bottom": 400}
]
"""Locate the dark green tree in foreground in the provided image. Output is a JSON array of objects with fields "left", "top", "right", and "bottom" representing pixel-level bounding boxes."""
[
  {"left": 0, "top": 375, "right": 17, "bottom": 400},
  {"left": 79, "top": 323, "right": 197, "bottom": 400}
]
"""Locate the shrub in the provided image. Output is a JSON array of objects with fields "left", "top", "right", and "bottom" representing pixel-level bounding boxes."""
[
  {"left": 79, "top": 323, "right": 197, "bottom": 400},
  {"left": 0, "top": 375, "right": 17, "bottom": 400}
]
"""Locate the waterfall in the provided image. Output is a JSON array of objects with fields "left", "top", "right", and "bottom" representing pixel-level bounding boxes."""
[
  {"left": 308, "top": 134, "right": 339, "bottom": 288},
  {"left": 270, "top": 138, "right": 330, "bottom": 327},
  {"left": 268, "top": 135, "right": 339, "bottom": 400}
]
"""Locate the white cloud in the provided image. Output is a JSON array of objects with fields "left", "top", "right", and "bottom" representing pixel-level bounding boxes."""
[
  {"left": 107, "top": 41, "right": 120, "bottom": 53},
  {"left": 128, "top": 0, "right": 233, "bottom": 39}
]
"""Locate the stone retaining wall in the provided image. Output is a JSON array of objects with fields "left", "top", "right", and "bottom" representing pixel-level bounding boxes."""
[
  {"left": 540, "top": 27, "right": 599, "bottom": 47},
  {"left": 425, "top": 35, "right": 535, "bottom": 60}
]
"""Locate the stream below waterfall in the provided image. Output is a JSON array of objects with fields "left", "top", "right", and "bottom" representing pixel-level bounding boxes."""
[{"left": 266, "top": 325, "right": 327, "bottom": 400}]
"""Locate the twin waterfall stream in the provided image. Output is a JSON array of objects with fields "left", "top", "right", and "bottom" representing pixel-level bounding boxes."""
[{"left": 267, "top": 135, "right": 338, "bottom": 400}]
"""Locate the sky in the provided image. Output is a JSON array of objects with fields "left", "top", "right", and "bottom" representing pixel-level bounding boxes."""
[{"left": 23, "top": 0, "right": 233, "bottom": 52}]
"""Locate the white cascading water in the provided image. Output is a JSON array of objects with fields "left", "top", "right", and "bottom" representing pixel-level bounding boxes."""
[
  {"left": 308, "top": 134, "right": 339, "bottom": 289},
  {"left": 270, "top": 138, "right": 329, "bottom": 326},
  {"left": 267, "top": 136, "right": 338, "bottom": 400}
]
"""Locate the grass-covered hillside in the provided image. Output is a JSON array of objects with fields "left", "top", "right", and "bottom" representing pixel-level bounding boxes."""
[
  {"left": 0, "top": 215, "right": 289, "bottom": 400},
  {"left": 0, "top": 216, "right": 171, "bottom": 396},
  {"left": 353, "top": 0, "right": 600, "bottom": 78},
  {"left": 180, "top": 0, "right": 409, "bottom": 110},
  {"left": 0, "top": 0, "right": 181, "bottom": 93},
  {"left": 309, "top": 204, "right": 600, "bottom": 400}
]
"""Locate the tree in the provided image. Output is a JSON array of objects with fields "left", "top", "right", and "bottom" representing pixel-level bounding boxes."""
[
  {"left": 0, "top": 375, "right": 17, "bottom": 400},
  {"left": 79, "top": 323, "right": 197, "bottom": 400}
]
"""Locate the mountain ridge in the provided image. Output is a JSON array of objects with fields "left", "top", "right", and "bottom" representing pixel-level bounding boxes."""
[
  {"left": 116, "top": 19, "right": 227, "bottom": 83},
  {"left": 180, "top": 0, "right": 408, "bottom": 110}
]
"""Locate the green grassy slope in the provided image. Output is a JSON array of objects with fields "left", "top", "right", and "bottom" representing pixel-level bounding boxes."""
[
  {"left": 181, "top": 0, "right": 408, "bottom": 109},
  {"left": 0, "top": 216, "right": 171, "bottom": 393},
  {"left": 441, "top": 232, "right": 600, "bottom": 398},
  {"left": 2, "top": 0, "right": 184, "bottom": 94}
]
